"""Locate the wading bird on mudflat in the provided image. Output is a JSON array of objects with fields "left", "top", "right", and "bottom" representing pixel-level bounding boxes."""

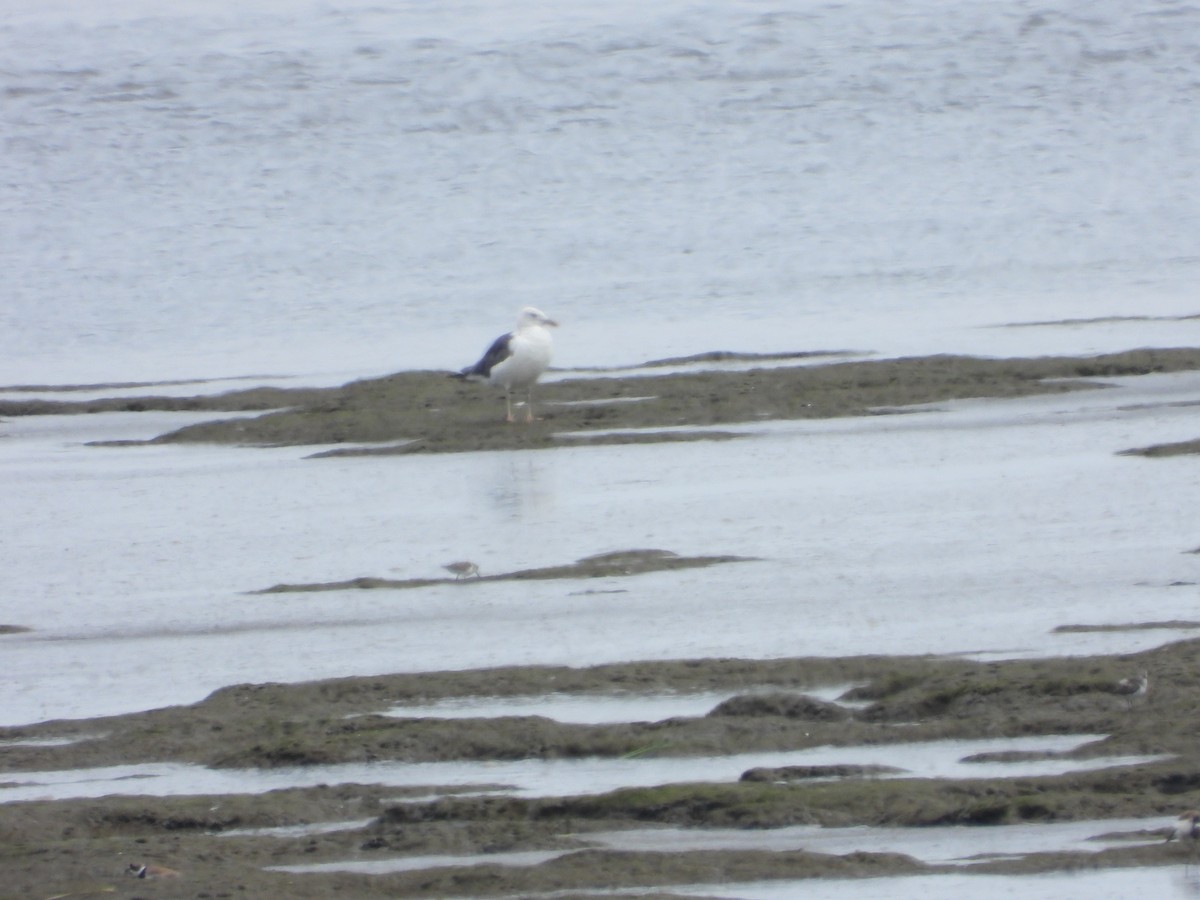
[
  {"left": 454, "top": 307, "right": 557, "bottom": 423},
  {"left": 1167, "top": 810, "right": 1200, "bottom": 842},
  {"left": 1114, "top": 670, "right": 1149, "bottom": 709},
  {"left": 443, "top": 561, "right": 480, "bottom": 580}
]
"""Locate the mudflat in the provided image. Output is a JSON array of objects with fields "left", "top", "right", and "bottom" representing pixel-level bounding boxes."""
[
  {"left": 4, "top": 348, "right": 1200, "bottom": 897},
  {"left": 5, "top": 347, "right": 1200, "bottom": 456},
  {"left": 3, "top": 640, "right": 1200, "bottom": 897}
]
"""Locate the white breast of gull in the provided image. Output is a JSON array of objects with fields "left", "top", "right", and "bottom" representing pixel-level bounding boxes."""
[
  {"left": 456, "top": 307, "right": 558, "bottom": 423},
  {"left": 1167, "top": 810, "right": 1200, "bottom": 842}
]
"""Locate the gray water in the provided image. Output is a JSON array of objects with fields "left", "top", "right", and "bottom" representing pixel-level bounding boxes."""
[{"left": 3, "top": 0, "right": 1199, "bottom": 385}]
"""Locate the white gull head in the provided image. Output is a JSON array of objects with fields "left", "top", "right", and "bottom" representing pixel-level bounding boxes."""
[{"left": 516, "top": 306, "right": 558, "bottom": 329}]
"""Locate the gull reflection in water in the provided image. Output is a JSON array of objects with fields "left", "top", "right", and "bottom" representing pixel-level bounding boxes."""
[{"left": 487, "top": 454, "right": 555, "bottom": 521}]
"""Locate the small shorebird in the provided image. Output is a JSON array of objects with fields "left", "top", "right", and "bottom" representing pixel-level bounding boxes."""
[
  {"left": 443, "top": 561, "right": 480, "bottom": 580},
  {"left": 1166, "top": 810, "right": 1200, "bottom": 842},
  {"left": 127, "top": 863, "right": 180, "bottom": 879},
  {"left": 1115, "top": 670, "right": 1150, "bottom": 708},
  {"left": 454, "top": 307, "right": 558, "bottom": 423}
]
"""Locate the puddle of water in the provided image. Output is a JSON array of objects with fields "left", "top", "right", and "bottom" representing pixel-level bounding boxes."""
[
  {"left": 545, "top": 396, "right": 658, "bottom": 408},
  {"left": 0, "top": 735, "right": 98, "bottom": 748},
  {"left": 381, "top": 684, "right": 866, "bottom": 724},
  {"left": 552, "top": 354, "right": 860, "bottom": 381},
  {"left": 264, "top": 816, "right": 1172, "bottom": 880},
  {"left": 269, "top": 848, "right": 570, "bottom": 875},
  {"left": 663, "top": 866, "right": 1200, "bottom": 900},
  {"left": 579, "top": 816, "right": 1168, "bottom": 865},
  {"left": 0, "top": 376, "right": 297, "bottom": 403},
  {"left": 218, "top": 818, "right": 375, "bottom": 838},
  {"left": 0, "top": 734, "right": 1165, "bottom": 804}
]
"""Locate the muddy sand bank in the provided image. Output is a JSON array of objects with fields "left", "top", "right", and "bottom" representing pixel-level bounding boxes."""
[
  {"left": 5, "top": 347, "right": 1200, "bottom": 456},
  {"left": 4, "top": 637, "right": 1200, "bottom": 898}
]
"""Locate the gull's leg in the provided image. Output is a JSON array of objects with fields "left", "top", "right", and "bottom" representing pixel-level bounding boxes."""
[
  {"left": 505, "top": 388, "right": 515, "bottom": 423},
  {"left": 525, "top": 388, "right": 536, "bottom": 423}
]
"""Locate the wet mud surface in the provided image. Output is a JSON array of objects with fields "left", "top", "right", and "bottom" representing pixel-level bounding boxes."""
[
  {"left": 6, "top": 348, "right": 1200, "bottom": 897},
  {"left": 253, "top": 549, "right": 755, "bottom": 595},
  {"left": 1123, "top": 437, "right": 1200, "bottom": 458},
  {"left": 5, "top": 347, "right": 1200, "bottom": 455},
  {"left": 4, "top": 638, "right": 1200, "bottom": 898}
]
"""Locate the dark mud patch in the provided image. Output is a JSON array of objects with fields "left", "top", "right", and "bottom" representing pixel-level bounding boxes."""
[
  {"left": 0, "top": 624, "right": 31, "bottom": 635},
  {"left": 708, "top": 693, "right": 852, "bottom": 721},
  {"left": 740, "top": 764, "right": 904, "bottom": 781},
  {"left": 253, "top": 548, "right": 754, "bottom": 594},
  {"left": 7, "top": 347, "right": 1200, "bottom": 455},
  {"left": 1055, "top": 621, "right": 1200, "bottom": 634},
  {"left": 997, "top": 312, "right": 1200, "bottom": 328},
  {"left": 5, "top": 640, "right": 1200, "bottom": 897},
  {"left": 960, "top": 749, "right": 1073, "bottom": 764},
  {"left": 1121, "top": 437, "right": 1200, "bottom": 458}
]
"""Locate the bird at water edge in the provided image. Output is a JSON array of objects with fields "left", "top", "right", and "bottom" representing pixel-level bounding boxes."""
[
  {"left": 1114, "top": 670, "right": 1149, "bottom": 709},
  {"left": 454, "top": 307, "right": 558, "bottom": 423},
  {"left": 443, "top": 561, "right": 480, "bottom": 580},
  {"left": 1166, "top": 810, "right": 1200, "bottom": 842}
]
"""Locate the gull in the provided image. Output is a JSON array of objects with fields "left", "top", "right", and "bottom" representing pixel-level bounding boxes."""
[
  {"left": 455, "top": 307, "right": 558, "bottom": 423},
  {"left": 1166, "top": 810, "right": 1200, "bottom": 842},
  {"left": 1114, "top": 670, "right": 1149, "bottom": 709},
  {"left": 443, "top": 561, "right": 480, "bottom": 580}
]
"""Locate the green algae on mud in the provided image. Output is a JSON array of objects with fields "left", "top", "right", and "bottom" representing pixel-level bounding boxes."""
[
  {"left": 7, "top": 347, "right": 1200, "bottom": 455},
  {"left": 4, "top": 639, "right": 1200, "bottom": 897}
]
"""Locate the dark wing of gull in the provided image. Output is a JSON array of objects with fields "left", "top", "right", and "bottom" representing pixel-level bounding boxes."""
[{"left": 458, "top": 332, "right": 514, "bottom": 380}]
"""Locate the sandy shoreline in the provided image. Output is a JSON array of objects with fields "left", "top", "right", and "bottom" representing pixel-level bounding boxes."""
[{"left": 4, "top": 348, "right": 1200, "bottom": 897}]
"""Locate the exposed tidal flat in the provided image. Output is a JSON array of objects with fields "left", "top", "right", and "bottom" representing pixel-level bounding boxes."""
[
  {"left": 4, "top": 349, "right": 1200, "bottom": 897},
  {"left": 5, "top": 347, "right": 1200, "bottom": 455},
  {"left": 2, "top": 641, "right": 1200, "bottom": 897}
]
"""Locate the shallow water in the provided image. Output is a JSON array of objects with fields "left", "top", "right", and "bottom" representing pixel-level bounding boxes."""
[
  {"left": 6, "top": 369, "right": 1200, "bottom": 725},
  {"left": 662, "top": 867, "right": 1200, "bottom": 900},
  {"left": 0, "top": 735, "right": 1162, "bottom": 804},
  {"left": 269, "top": 815, "right": 1170, "bottom": 877},
  {"left": 4, "top": 0, "right": 1200, "bottom": 386},
  {"left": 270, "top": 849, "right": 568, "bottom": 876},
  {"left": 5, "top": 4, "right": 1200, "bottom": 896},
  {"left": 219, "top": 818, "right": 376, "bottom": 839},
  {"left": 582, "top": 816, "right": 1167, "bottom": 865},
  {"left": 4, "top": 0, "right": 1200, "bottom": 739},
  {"left": 380, "top": 684, "right": 866, "bottom": 724}
]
